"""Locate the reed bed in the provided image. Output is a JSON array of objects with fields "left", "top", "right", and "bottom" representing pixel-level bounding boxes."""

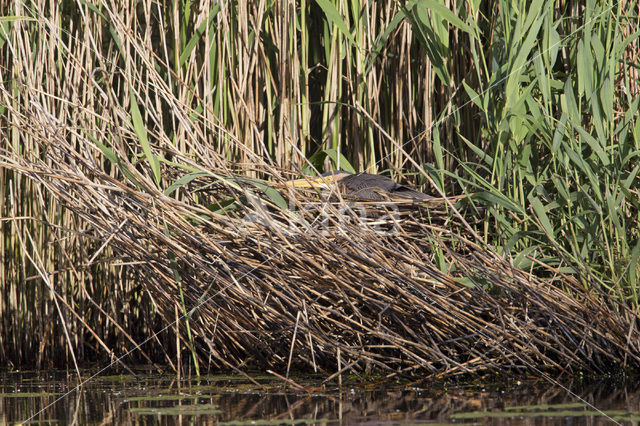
[
  {"left": 1, "top": 0, "right": 640, "bottom": 377},
  {"left": 3, "top": 117, "right": 640, "bottom": 377}
]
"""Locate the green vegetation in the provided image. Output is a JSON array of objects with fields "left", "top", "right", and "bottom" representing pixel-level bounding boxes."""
[
  {"left": 1, "top": 0, "right": 639, "bottom": 375},
  {"left": 464, "top": 0, "right": 640, "bottom": 304}
]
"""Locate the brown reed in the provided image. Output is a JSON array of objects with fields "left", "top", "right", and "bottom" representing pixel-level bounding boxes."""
[{"left": 3, "top": 118, "right": 639, "bottom": 377}]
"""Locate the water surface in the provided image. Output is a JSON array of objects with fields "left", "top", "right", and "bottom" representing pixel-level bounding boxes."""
[{"left": 1, "top": 369, "right": 639, "bottom": 424}]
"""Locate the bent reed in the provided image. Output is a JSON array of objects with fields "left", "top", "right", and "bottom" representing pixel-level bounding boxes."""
[
  {"left": 5, "top": 125, "right": 640, "bottom": 377},
  {"left": 1, "top": 0, "right": 640, "bottom": 378}
]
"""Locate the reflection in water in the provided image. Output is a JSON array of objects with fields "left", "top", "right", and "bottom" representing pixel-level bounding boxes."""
[{"left": 1, "top": 370, "right": 639, "bottom": 424}]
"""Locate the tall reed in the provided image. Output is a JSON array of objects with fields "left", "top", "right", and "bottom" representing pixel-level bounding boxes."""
[
  {"left": 1, "top": 0, "right": 639, "bottom": 369},
  {"left": 459, "top": 0, "right": 640, "bottom": 302}
]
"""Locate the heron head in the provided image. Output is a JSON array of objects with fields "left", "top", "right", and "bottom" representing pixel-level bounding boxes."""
[{"left": 286, "top": 170, "right": 352, "bottom": 189}]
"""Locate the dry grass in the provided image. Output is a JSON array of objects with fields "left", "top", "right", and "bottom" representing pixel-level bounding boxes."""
[{"left": 3, "top": 114, "right": 640, "bottom": 377}]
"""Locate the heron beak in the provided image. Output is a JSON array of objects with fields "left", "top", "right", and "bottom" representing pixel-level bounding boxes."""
[{"left": 284, "top": 175, "right": 337, "bottom": 189}]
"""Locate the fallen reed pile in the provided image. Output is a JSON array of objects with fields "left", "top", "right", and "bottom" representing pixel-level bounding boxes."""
[{"left": 3, "top": 120, "right": 640, "bottom": 379}]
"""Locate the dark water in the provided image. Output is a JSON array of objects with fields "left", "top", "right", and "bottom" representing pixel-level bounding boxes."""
[{"left": 1, "top": 369, "right": 639, "bottom": 424}]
